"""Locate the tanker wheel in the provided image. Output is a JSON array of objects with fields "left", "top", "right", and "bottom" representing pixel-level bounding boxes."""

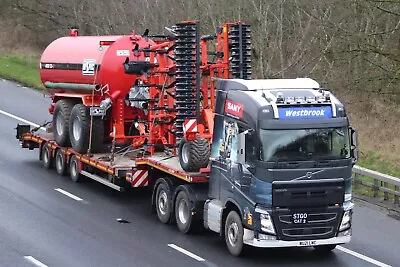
[
  {"left": 53, "top": 99, "right": 74, "bottom": 147},
  {"left": 178, "top": 137, "right": 210, "bottom": 172},
  {"left": 55, "top": 149, "right": 67, "bottom": 176},
  {"left": 69, "top": 104, "right": 104, "bottom": 154}
]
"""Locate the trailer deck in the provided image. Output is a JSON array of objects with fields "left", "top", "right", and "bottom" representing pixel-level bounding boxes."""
[{"left": 20, "top": 130, "right": 209, "bottom": 189}]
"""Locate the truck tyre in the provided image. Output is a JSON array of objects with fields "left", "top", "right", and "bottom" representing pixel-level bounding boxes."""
[
  {"left": 225, "top": 210, "right": 244, "bottom": 256},
  {"left": 69, "top": 104, "right": 104, "bottom": 154},
  {"left": 178, "top": 137, "right": 210, "bottom": 172},
  {"left": 53, "top": 99, "right": 74, "bottom": 147},
  {"left": 42, "top": 143, "right": 53, "bottom": 169},
  {"left": 313, "top": 244, "right": 336, "bottom": 253},
  {"left": 175, "top": 190, "right": 197, "bottom": 233},
  {"left": 55, "top": 149, "right": 67, "bottom": 176},
  {"left": 156, "top": 183, "right": 172, "bottom": 224},
  {"left": 69, "top": 155, "right": 81, "bottom": 182}
]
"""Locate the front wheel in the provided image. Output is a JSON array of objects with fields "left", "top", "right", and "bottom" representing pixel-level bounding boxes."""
[{"left": 225, "top": 211, "right": 244, "bottom": 256}]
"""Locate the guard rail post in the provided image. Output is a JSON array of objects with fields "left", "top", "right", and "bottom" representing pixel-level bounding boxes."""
[
  {"left": 374, "top": 179, "right": 379, "bottom": 198},
  {"left": 384, "top": 182, "right": 389, "bottom": 200}
]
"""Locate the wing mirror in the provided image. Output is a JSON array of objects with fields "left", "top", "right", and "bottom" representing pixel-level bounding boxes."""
[{"left": 349, "top": 127, "right": 358, "bottom": 163}]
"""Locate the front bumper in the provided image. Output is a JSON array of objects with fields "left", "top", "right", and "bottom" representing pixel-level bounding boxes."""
[{"left": 243, "top": 229, "right": 351, "bottom": 248}]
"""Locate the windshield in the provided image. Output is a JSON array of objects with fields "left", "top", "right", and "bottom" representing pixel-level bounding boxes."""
[{"left": 260, "top": 127, "right": 350, "bottom": 161}]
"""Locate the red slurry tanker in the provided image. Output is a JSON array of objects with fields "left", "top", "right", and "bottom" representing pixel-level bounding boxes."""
[{"left": 17, "top": 20, "right": 358, "bottom": 256}]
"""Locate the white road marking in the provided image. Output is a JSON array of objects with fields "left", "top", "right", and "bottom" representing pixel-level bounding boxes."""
[
  {"left": 168, "top": 244, "right": 205, "bottom": 262},
  {"left": 0, "top": 109, "right": 46, "bottom": 131},
  {"left": 337, "top": 246, "right": 392, "bottom": 267},
  {"left": 55, "top": 188, "right": 83, "bottom": 201},
  {"left": 24, "top": 256, "right": 48, "bottom": 267}
]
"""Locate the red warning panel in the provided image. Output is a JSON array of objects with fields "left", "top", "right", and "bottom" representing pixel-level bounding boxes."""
[{"left": 224, "top": 99, "right": 244, "bottom": 118}]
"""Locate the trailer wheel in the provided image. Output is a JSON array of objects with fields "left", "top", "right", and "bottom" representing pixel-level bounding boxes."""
[
  {"left": 53, "top": 99, "right": 74, "bottom": 147},
  {"left": 225, "top": 211, "right": 244, "bottom": 256},
  {"left": 42, "top": 143, "right": 53, "bottom": 169},
  {"left": 69, "top": 155, "right": 81, "bottom": 182},
  {"left": 55, "top": 149, "right": 67, "bottom": 176},
  {"left": 313, "top": 244, "right": 336, "bottom": 253},
  {"left": 178, "top": 137, "right": 210, "bottom": 172},
  {"left": 175, "top": 190, "right": 196, "bottom": 233},
  {"left": 69, "top": 104, "right": 104, "bottom": 154},
  {"left": 156, "top": 183, "right": 172, "bottom": 224}
]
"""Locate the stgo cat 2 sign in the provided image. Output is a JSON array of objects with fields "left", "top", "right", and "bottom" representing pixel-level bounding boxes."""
[
  {"left": 224, "top": 99, "right": 244, "bottom": 119},
  {"left": 278, "top": 106, "right": 333, "bottom": 120}
]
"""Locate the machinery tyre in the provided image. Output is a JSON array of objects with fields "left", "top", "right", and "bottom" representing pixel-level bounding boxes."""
[
  {"left": 178, "top": 137, "right": 210, "bottom": 172},
  {"left": 42, "top": 143, "right": 53, "bottom": 169},
  {"left": 69, "top": 155, "right": 81, "bottom": 182},
  {"left": 53, "top": 99, "right": 74, "bottom": 146},
  {"left": 313, "top": 244, "right": 337, "bottom": 253},
  {"left": 155, "top": 183, "right": 172, "bottom": 224},
  {"left": 175, "top": 190, "right": 197, "bottom": 234},
  {"left": 69, "top": 104, "right": 104, "bottom": 154},
  {"left": 55, "top": 149, "right": 67, "bottom": 176},
  {"left": 225, "top": 210, "right": 244, "bottom": 257}
]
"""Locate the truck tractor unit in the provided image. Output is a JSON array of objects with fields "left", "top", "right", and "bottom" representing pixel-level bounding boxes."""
[{"left": 16, "top": 20, "right": 358, "bottom": 256}]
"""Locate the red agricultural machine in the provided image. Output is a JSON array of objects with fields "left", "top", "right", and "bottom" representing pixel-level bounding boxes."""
[{"left": 40, "top": 21, "right": 251, "bottom": 171}]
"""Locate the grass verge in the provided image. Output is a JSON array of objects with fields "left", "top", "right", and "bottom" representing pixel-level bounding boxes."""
[
  {"left": 0, "top": 53, "right": 44, "bottom": 89},
  {"left": 354, "top": 150, "right": 400, "bottom": 201}
]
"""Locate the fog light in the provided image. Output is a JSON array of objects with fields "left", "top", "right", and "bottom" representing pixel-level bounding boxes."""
[
  {"left": 339, "top": 210, "right": 352, "bottom": 231},
  {"left": 338, "top": 229, "right": 352, "bottom": 237}
]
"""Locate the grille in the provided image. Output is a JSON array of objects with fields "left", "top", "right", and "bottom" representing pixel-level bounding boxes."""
[
  {"left": 282, "top": 227, "right": 334, "bottom": 238},
  {"left": 279, "top": 212, "right": 337, "bottom": 224},
  {"left": 273, "top": 207, "right": 342, "bottom": 241}
]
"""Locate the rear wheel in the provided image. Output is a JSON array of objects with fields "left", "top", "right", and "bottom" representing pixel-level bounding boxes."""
[
  {"left": 225, "top": 211, "right": 244, "bottom": 256},
  {"left": 42, "top": 143, "right": 52, "bottom": 169},
  {"left": 178, "top": 137, "right": 210, "bottom": 172},
  {"left": 53, "top": 99, "right": 74, "bottom": 146},
  {"left": 69, "top": 155, "right": 81, "bottom": 182},
  {"left": 313, "top": 244, "right": 337, "bottom": 253},
  {"left": 155, "top": 182, "right": 172, "bottom": 224},
  {"left": 175, "top": 190, "right": 196, "bottom": 233},
  {"left": 55, "top": 149, "right": 67, "bottom": 176},
  {"left": 69, "top": 104, "right": 104, "bottom": 154}
]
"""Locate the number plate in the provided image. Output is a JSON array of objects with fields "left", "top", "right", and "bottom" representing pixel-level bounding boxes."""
[
  {"left": 292, "top": 213, "right": 308, "bottom": 224},
  {"left": 299, "top": 240, "right": 317, "bottom": 246},
  {"left": 90, "top": 107, "right": 106, "bottom": 116}
]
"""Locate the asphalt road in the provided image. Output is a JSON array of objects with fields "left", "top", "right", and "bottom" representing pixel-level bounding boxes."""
[{"left": 0, "top": 78, "right": 400, "bottom": 267}]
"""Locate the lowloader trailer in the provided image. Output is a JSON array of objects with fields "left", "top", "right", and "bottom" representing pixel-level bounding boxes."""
[{"left": 16, "top": 20, "right": 358, "bottom": 256}]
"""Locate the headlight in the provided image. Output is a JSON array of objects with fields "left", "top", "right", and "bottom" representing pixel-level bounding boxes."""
[
  {"left": 339, "top": 201, "right": 354, "bottom": 231},
  {"left": 256, "top": 207, "right": 276, "bottom": 235}
]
